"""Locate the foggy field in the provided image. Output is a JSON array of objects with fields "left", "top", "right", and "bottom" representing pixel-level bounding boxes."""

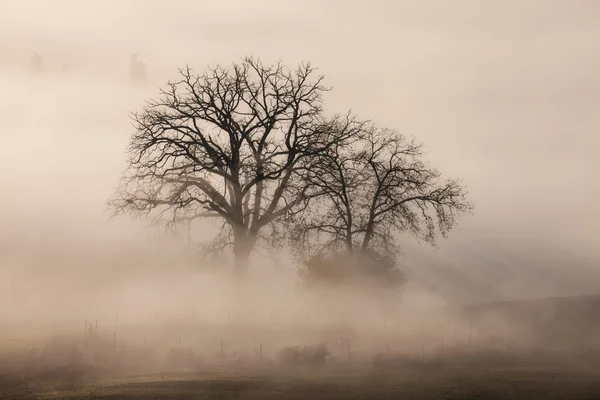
[
  {"left": 2, "top": 325, "right": 600, "bottom": 399},
  {"left": 6, "top": 366, "right": 600, "bottom": 399},
  {"left": 2, "top": 296, "right": 600, "bottom": 399},
  {"left": 2, "top": 1, "right": 600, "bottom": 399}
]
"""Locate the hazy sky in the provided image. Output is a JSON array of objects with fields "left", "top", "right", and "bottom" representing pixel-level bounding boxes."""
[{"left": 0, "top": 0, "right": 598, "bottom": 302}]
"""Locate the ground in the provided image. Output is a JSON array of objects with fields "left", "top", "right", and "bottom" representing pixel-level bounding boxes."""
[
  {"left": 2, "top": 324, "right": 600, "bottom": 399},
  {"left": 3, "top": 361, "right": 600, "bottom": 399}
]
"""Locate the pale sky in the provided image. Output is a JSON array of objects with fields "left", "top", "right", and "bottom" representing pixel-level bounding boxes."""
[{"left": 0, "top": 0, "right": 598, "bottom": 303}]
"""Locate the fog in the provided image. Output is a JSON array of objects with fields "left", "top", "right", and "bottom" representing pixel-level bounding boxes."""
[{"left": 0, "top": 0, "right": 599, "bottom": 350}]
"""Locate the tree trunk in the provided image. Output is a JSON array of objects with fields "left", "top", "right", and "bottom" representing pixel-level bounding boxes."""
[
  {"left": 232, "top": 231, "right": 256, "bottom": 277},
  {"left": 361, "top": 212, "right": 375, "bottom": 252}
]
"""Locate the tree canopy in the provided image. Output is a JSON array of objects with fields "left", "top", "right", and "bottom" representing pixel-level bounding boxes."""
[
  {"left": 109, "top": 57, "right": 360, "bottom": 274},
  {"left": 109, "top": 56, "right": 472, "bottom": 279},
  {"left": 290, "top": 123, "right": 473, "bottom": 278}
]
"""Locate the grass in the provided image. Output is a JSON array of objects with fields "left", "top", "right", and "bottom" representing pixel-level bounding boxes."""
[
  {"left": 2, "top": 352, "right": 600, "bottom": 399},
  {"left": 2, "top": 327, "right": 600, "bottom": 399},
  {"left": 10, "top": 366, "right": 600, "bottom": 399}
]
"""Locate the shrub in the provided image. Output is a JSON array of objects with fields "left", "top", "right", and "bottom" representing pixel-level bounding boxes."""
[{"left": 278, "top": 343, "right": 330, "bottom": 367}]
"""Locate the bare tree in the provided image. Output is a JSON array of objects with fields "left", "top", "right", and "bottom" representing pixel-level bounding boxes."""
[
  {"left": 109, "top": 57, "right": 358, "bottom": 275},
  {"left": 129, "top": 54, "right": 147, "bottom": 86},
  {"left": 31, "top": 52, "right": 43, "bottom": 73},
  {"left": 291, "top": 123, "right": 473, "bottom": 272}
]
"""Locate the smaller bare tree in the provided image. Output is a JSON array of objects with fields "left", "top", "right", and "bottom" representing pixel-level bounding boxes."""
[{"left": 291, "top": 123, "right": 473, "bottom": 280}]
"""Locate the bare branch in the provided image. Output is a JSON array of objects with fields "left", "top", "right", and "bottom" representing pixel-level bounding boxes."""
[
  {"left": 290, "top": 121, "right": 473, "bottom": 267},
  {"left": 108, "top": 57, "right": 351, "bottom": 273}
]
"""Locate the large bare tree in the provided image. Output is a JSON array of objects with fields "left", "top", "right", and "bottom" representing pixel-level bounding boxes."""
[
  {"left": 291, "top": 123, "right": 473, "bottom": 272},
  {"left": 109, "top": 57, "right": 359, "bottom": 275}
]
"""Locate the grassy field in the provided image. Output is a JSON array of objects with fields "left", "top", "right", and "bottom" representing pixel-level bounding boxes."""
[
  {"left": 4, "top": 364, "right": 600, "bottom": 399},
  {"left": 2, "top": 340, "right": 600, "bottom": 399},
  {"left": 1, "top": 319, "right": 600, "bottom": 400}
]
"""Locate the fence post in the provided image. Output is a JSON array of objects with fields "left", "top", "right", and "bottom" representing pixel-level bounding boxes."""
[{"left": 469, "top": 322, "right": 472, "bottom": 345}]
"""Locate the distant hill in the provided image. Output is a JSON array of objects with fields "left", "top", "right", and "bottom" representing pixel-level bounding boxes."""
[
  {"left": 458, "top": 294, "right": 600, "bottom": 352},
  {"left": 400, "top": 238, "right": 600, "bottom": 305}
]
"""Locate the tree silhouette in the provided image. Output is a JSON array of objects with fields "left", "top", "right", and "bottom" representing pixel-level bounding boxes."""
[
  {"left": 129, "top": 54, "right": 147, "bottom": 86},
  {"left": 291, "top": 122, "right": 472, "bottom": 280},
  {"left": 31, "top": 52, "right": 43, "bottom": 73},
  {"left": 109, "top": 57, "right": 360, "bottom": 275}
]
